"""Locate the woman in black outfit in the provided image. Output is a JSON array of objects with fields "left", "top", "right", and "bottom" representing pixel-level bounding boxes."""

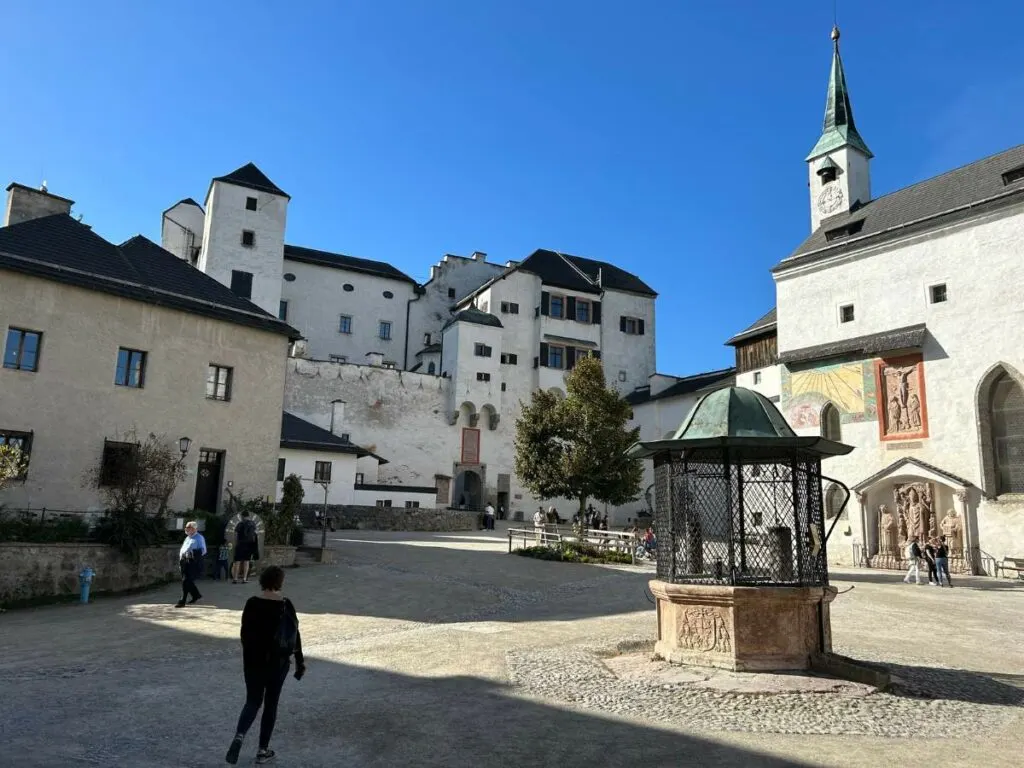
[{"left": 225, "top": 566, "right": 306, "bottom": 765}]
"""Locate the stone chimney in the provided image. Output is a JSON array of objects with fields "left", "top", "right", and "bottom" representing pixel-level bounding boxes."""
[
  {"left": 471, "top": 251, "right": 487, "bottom": 261},
  {"left": 4, "top": 182, "right": 74, "bottom": 227}
]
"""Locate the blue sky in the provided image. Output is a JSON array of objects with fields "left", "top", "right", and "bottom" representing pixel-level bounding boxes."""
[{"left": 3, "top": 1, "right": 1023, "bottom": 374}]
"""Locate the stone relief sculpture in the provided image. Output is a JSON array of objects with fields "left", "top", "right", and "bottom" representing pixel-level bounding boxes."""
[
  {"left": 880, "top": 361, "right": 924, "bottom": 436},
  {"left": 878, "top": 504, "right": 899, "bottom": 557},
  {"left": 940, "top": 510, "right": 964, "bottom": 555},
  {"left": 678, "top": 607, "right": 731, "bottom": 654},
  {"left": 894, "top": 483, "right": 935, "bottom": 544}
]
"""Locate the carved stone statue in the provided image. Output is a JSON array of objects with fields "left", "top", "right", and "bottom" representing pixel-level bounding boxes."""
[
  {"left": 878, "top": 504, "right": 899, "bottom": 557},
  {"left": 908, "top": 394, "right": 922, "bottom": 429},
  {"left": 941, "top": 510, "right": 964, "bottom": 555},
  {"left": 899, "top": 484, "right": 934, "bottom": 542}
]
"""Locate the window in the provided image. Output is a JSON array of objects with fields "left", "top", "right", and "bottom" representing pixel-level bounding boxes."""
[
  {"left": 0, "top": 430, "right": 32, "bottom": 479},
  {"left": 424, "top": 333, "right": 432, "bottom": 345},
  {"left": 549, "top": 295, "right": 564, "bottom": 318},
  {"left": 825, "top": 483, "right": 846, "bottom": 520},
  {"left": 339, "top": 315, "right": 352, "bottom": 334},
  {"left": 189, "top": 246, "right": 201, "bottom": 266},
  {"left": 379, "top": 321, "right": 392, "bottom": 340},
  {"left": 501, "top": 353, "right": 518, "bottom": 365},
  {"left": 313, "top": 461, "right": 332, "bottom": 483},
  {"left": 753, "top": 371, "right": 762, "bottom": 385},
  {"left": 245, "top": 196, "right": 258, "bottom": 211},
  {"left": 930, "top": 283, "right": 948, "bottom": 304},
  {"left": 576, "top": 300, "right": 590, "bottom": 323},
  {"left": 355, "top": 472, "right": 365, "bottom": 485},
  {"left": 824, "top": 220, "right": 865, "bottom": 241},
  {"left": 448, "top": 288, "right": 456, "bottom": 299},
  {"left": 821, "top": 402, "right": 842, "bottom": 442},
  {"left": 343, "top": 283, "right": 354, "bottom": 292},
  {"left": 206, "top": 364, "right": 233, "bottom": 401},
  {"left": 241, "top": 230, "right": 255, "bottom": 247},
  {"left": 230, "top": 270, "right": 253, "bottom": 299},
  {"left": 428, "top": 362, "right": 436, "bottom": 374},
  {"left": 476, "top": 372, "right": 491, "bottom": 382},
  {"left": 839, "top": 304, "right": 855, "bottom": 324},
  {"left": 618, "top": 370, "right": 627, "bottom": 382},
  {"left": 1002, "top": 165, "right": 1024, "bottom": 185},
  {"left": 100, "top": 439, "right": 139, "bottom": 486},
  {"left": 548, "top": 345, "right": 564, "bottom": 369},
  {"left": 405, "top": 501, "right": 420, "bottom": 508},
  {"left": 383, "top": 290, "right": 394, "bottom": 299},
  {"left": 339, "top": 432, "right": 350, "bottom": 443},
  {"left": 501, "top": 302, "right": 520, "bottom": 314},
  {"left": 501, "top": 382, "right": 507, "bottom": 391},
  {"left": 114, "top": 348, "right": 146, "bottom": 388},
  {"left": 277, "top": 458, "right": 286, "bottom": 482},
  {"left": 620, "top": 317, "right": 644, "bottom": 335},
  {"left": 991, "top": 373, "right": 1024, "bottom": 494},
  {"left": 278, "top": 300, "right": 288, "bottom": 321},
  {"left": 329, "top": 354, "right": 347, "bottom": 364},
  {"left": 383, "top": 361, "right": 396, "bottom": 369},
  {"left": 474, "top": 343, "right": 492, "bottom": 357},
  {"left": 376, "top": 499, "right": 393, "bottom": 508},
  {"left": 3, "top": 328, "right": 42, "bottom": 372}
]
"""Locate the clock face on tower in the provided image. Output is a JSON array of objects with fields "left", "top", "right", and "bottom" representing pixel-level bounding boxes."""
[{"left": 817, "top": 184, "right": 845, "bottom": 215}]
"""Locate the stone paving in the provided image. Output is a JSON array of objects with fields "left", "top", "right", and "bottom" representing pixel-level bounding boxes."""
[{"left": 1, "top": 528, "right": 1022, "bottom": 767}]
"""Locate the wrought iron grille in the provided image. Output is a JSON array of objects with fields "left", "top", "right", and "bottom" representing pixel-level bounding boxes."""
[{"left": 653, "top": 447, "right": 829, "bottom": 587}]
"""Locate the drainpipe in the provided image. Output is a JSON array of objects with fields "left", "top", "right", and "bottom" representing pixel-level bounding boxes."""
[{"left": 403, "top": 284, "right": 425, "bottom": 370}]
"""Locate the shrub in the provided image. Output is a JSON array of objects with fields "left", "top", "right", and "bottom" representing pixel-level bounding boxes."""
[
  {"left": 513, "top": 542, "right": 633, "bottom": 565},
  {"left": 93, "top": 508, "right": 167, "bottom": 562},
  {"left": 0, "top": 516, "right": 90, "bottom": 543}
]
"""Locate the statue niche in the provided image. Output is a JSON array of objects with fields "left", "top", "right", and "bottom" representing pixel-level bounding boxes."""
[
  {"left": 879, "top": 358, "right": 926, "bottom": 438},
  {"left": 894, "top": 482, "right": 935, "bottom": 545}
]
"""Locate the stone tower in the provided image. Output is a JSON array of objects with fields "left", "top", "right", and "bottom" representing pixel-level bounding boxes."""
[
  {"left": 198, "top": 163, "right": 289, "bottom": 317},
  {"left": 806, "top": 26, "right": 873, "bottom": 232}
]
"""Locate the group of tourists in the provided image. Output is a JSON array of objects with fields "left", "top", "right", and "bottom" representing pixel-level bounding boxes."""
[
  {"left": 903, "top": 535, "right": 954, "bottom": 586},
  {"left": 177, "top": 510, "right": 305, "bottom": 764}
]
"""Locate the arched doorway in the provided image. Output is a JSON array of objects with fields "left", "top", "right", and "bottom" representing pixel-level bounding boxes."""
[{"left": 453, "top": 470, "right": 483, "bottom": 510}]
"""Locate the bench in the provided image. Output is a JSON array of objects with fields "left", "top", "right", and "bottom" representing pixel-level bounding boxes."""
[{"left": 996, "top": 557, "right": 1024, "bottom": 579}]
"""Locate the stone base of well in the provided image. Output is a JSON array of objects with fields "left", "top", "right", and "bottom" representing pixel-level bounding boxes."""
[{"left": 649, "top": 580, "right": 838, "bottom": 672}]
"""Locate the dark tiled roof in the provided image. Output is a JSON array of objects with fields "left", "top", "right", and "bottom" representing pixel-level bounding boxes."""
[
  {"left": 280, "top": 412, "right": 372, "bottom": 456},
  {"left": 625, "top": 367, "right": 736, "bottom": 405},
  {"left": 852, "top": 457, "right": 972, "bottom": 493},
  {"left": 562, "top": 253, "right": 658, "bottom": 297},
  {"left": 212, "top": 162, "right": 290, "bottom": 198},
  {"left": 443, "top": 308, "right": 503, "bottom": 331},
  {"left": 726, "top": 308, "right": 777, "bottom": 346},
  {"left": 161, "top": 197, "right": 204, "bottom": 216},
  {"left": 0, "top": 214, "right": 297, "bottom": 339},
  {"left": 779, "top": 144, "right": 1024, "bottom": 269},
  {"left": 415, "top": 343, "right": 442, "bottom": 355},
  {"left": 518, "top": 249, "right": 600, "bottom": 295},
  {"left": 284, "top": 244, "right": 417, "bottom": 285},
  {"left": 778, "top": 323, "right": 926, "bottom": 366}
]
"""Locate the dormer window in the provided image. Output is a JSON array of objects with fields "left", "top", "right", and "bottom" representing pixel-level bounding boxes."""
[
  {"left": 1001, "top": 165, "right": 1024, "bottom": 185},
  {"left": 816, "top": 157, "right": 841, "bottom": 184},
  {"left": 824, "top": 219, "right": 865, "bottom": 242}
]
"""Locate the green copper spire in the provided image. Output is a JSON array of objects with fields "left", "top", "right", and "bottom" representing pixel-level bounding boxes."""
[{"left": 805, "top": 26, "right": 873, "bottom": 161}]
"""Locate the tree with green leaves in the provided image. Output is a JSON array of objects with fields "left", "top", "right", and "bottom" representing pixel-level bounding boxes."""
[
  {"left": 514, "top": 356, "right": 643, "bottom": 526},
  {"left": 0, "top": 444, "right": 27, "bottom": 493}
]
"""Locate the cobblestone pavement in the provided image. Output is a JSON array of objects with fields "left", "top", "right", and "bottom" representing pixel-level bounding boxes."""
[{"left": 1, "top": 528, "right": 1022, "bottom": 767}]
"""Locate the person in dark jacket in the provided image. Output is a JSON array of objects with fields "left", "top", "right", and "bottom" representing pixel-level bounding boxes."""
[
  {"left": 232, "top": 510, "right": 260, "bottom": 584},
  {"left": 225, "top": 566, "right": 306, "bottom": 765}
]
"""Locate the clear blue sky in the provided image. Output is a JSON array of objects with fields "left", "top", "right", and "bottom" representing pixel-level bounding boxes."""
[{"left": 3, "top": 1, "right": 1022, "bottom": 374}]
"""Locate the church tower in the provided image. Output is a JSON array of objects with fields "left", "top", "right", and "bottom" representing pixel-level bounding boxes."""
[{"left": 806, "top": 26, "right": 872, "bottom": 232}]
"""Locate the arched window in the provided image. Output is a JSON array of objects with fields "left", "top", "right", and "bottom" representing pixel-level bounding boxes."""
[
  {"left": 821, "top": 402, "right": 842, "bottom": 442},
  {"left": 428, "top": 361, "right": 436, "bottom": 375},
  {"left": 990, "top": 372, "right": 1024, "bottom": 494},
  {"left": 825, "top": 483, "right": 846, "bottom": 520}
]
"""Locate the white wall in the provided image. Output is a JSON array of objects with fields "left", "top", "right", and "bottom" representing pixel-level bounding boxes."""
[
  {"left": 199, "top": 181, "right": 287, "bottom": 317},
  {"left": 808, "top": 146, "right": 872, "bottom": 232},
  {"left": 735, "top": 364, "right": 781, "bottom": 401},
  {"left": 599, "top": 289, "right": 656, "bottom": 393},
  {"left": 277, "top": 448, "right": 357, "bottom": 506},
  {"left": 445, "top": 319, "right": 503, "bottom": 419},
  {"left": 280, "top": 258, "right": 415, "bottom": 364},
  {"left": 161, "top": 201, "right": 205, "bottom": 263}
]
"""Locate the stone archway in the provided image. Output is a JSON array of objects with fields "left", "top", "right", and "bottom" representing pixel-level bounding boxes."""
[{"left": 453, "top": 469, "right": 483, "bottom": 511}]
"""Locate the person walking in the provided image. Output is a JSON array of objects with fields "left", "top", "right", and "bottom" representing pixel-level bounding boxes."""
[
  {"left": 176, "top": 521, "right": 206, "bottom": 607},
  {"left": 225, "top": 565, "right": 306, "bottom": 765},
  {"left": 233, "top": 510, "right": 260, "bottom": 584},
  {"left": 935, "top": 536, "right": 954, "bottom": 587},
  {"left": 533, "top": 507, "right": 545, "bottom": 544},
  {"left": 923, "top": 538, "right": 938, "bottom": 585},
  {"left": 903, "top": 536, "right": 922, "bottom": 585},
  {"left": 484, "top": 502, "right": 496, "bottom": 531}
]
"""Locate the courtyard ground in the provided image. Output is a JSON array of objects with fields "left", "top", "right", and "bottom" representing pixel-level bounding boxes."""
[{"left": 1, "top": 528, "right": 1022, "bottom": 767}]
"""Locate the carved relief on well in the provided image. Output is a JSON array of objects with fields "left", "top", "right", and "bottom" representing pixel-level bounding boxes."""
[
  {"left": 875, "top": 355, "right": 928, "bottom": 440},
  {"left": 677, "top": 607, "right": 732, "bottom": 654}
]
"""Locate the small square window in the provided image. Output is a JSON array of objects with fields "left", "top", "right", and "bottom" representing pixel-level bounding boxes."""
[
  {"left": 501, "top": 301, "right": 520, "bottom": 314},
  {"left": 501, "top": 382, "right": 507, "bottom": 392},
  {"left": 241, "top": 230, "right": 255, "bottom": 247},
  {"left": 424, "top": 333, "right": 431, "bottom": 345},
  {"left": 3, "top": 328, "right": 42, "bottom": 372},
  {"left": 576, "top": 300, "right": 590, "bottom": 323},
  {"left": 329, "top": 354, "right": 347, "bottom": 363},
  {"left": 549, "top": 295, "right": 564, "bottom": 318},
  {"left": 206, "top": 364, "right": 233, "bottom": 401},
  {"left": 379, "top": 321, "right": 392, "bottom": 340},
  {"left": 340, "top": 432, "right": 350, "bottom": 443},
  {"left": 753, "top": 371, "right": 762, "bottom": 385},
  {"left": 618, "top": 370, "right": 627, "bottom": 382},
  {"left": 376, "top": 499, "right": 393, "bottom": 508},
  {"left": 277, "top": 458, "right": 286, "bottom": 482},
  {"left": 476, "top": 372, "right": 491, "bottom": 382},
  {"left": 839, "top": 304, "right": 855, "bottom": 324},
  {"left": 548, "top": 346, "right": 564, "bottom": 369},
  {"left": 501, "top": 353, "right": 518, "bottom": 365},
  {"left": 474, "top": 343, "right": 492, "bottom": 357},
  {"left": 448, "top": 288, "right": 456, "bottom": 299},
  {"left": 930, "top": 283, "right": 948, "bottom": 304},
  {"left": 314, "top": 461, "right": 332, "bottom": 483},
  {"left": 278, "top": 300, "right": 288, "bottom": 321},
  {"left": 339, "top": 315, "right": 352, "bottom": 334},
  {"left": 115, "top": 347, "right": 147, "bottom": 388},
  {"left": 245, "top": 196, "right": 258, "bottom": 211},
  {"left": 405, "top": 500, "right": 420, "bottom": 508},
  {"left": 383, "top": 361, "right": 396, "bottom": 369},
  {"left": 355, "top": 472, "right": 365, "bottom": 485},
  {"left": 230, "top": 270, "right": 253, "bottom": 299}
]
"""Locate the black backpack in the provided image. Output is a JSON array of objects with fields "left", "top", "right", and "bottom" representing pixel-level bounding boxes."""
[
  {"left": 238, "top": 519, "right": 258, "bottom": 545},
  {"left": 275, "top": 600, "right": 298, "bottom": 657}
]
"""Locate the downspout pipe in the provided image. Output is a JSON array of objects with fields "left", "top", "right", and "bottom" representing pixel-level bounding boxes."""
[{"left": 403, "top": 284, "right": 426, "bottom": 370}]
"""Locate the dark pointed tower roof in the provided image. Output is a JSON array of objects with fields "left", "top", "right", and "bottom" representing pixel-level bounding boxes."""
[
  {"left": 212, "top": 162, "right": 290, "bottom": 199},
  {"left": 806, "top": 26, "right": 873, "bottom": 161}
]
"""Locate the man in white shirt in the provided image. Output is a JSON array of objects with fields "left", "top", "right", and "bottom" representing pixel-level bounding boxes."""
[
  {"left": 177, "top": 520, "right": 207, "bottom": 607},
  {"left": 533, "top": 508, "right": 545, "bottom": 544},
  {"left": 484, "top": 503, "right": 496, "bottom": 530}
]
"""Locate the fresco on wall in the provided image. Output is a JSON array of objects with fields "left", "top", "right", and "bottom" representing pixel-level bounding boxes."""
[{"left": 780, "top": 358, "right": 877, "bottom": 428}]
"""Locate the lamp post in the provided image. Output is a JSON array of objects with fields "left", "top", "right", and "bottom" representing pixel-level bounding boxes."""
[{"left": 178, "top": 436, "right": 192, "bottom": 465}]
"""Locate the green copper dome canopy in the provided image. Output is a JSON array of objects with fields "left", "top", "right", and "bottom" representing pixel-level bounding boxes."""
[
  {"left": 626, "top": 386, "right": 853, "bottom": 459},
  {"left": 806, "top": 26, "right": 873, "bottom": 161}
]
